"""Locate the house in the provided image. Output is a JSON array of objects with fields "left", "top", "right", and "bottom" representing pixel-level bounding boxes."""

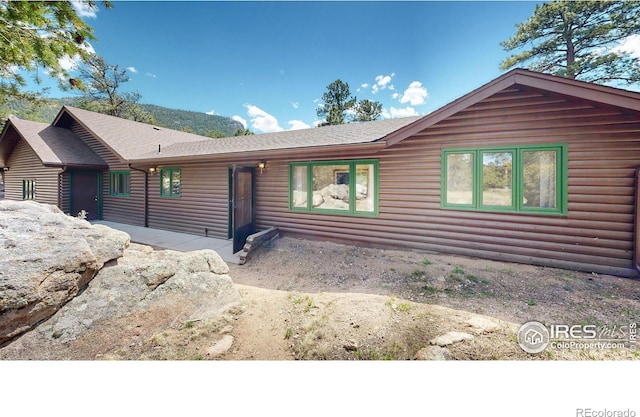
[{"left": 2, "top": 68, "right": 640, "bottom": 277}]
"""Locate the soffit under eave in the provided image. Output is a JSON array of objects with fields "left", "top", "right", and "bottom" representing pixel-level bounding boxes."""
[
  {"left": 512, "top": 72, "right": 640, "bottom": 113},
  {"left": 41, "top": 159, "right": 109, "bottom": 170},
  {"left": 0, "top": 121, "right": 20, "bottom": 167}
]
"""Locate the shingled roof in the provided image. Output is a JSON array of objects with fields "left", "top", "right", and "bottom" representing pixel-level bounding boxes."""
[
  {"left": 54, "top": 106, "right": 210, "bottom": 161},
  {"left": 133, "top": 115, "right": 422, "bottom": 163},
  {"left": 0, "top": 117, "right": 106, "bottom": 168},
  {"left": 2, "top": 105, "right": 422, "bottom": 168}
]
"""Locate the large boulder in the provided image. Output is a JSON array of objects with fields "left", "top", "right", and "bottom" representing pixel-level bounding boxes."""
[
  {"left": 45, "top": 244, "right": 240, "bottom": 344},
  {"left": 0, "top": 243, "right": 241, "bottom": 359},
  {"left": 0, "top": 200, "right": 130, "bottom": 345}
]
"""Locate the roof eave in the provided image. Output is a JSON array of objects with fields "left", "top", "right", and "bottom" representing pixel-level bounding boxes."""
[
  {"left": 53, "top": 106, "right": 129, "bottom": 164},
  {"left": 0, "top": 119, "right": 19, "bottom": 167},
  {"left": 384, "top": 68, "right": 640, "bottom": 147},
  {"left": 383, "top": 72, "right": 519, "bottom": 147},
  {"left": 512, "top": 71, "right": 640, "bottom": 111},
  {"left": 129, "top": 142, "right": 387, "bottom": 165},
  {"left": 0, "top": 119, "right": 58, "bottom": 167},
  {"left": 43, "top": 162, "right": 108, "bottom": 170}
]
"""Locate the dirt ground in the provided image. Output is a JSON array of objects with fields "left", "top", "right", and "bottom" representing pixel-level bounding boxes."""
[
  {"left": 5, "top": 236, "right": 639, "bottom": 361},
  {"left": 212, "top": 236, "right": 639, "bottom": 360}
]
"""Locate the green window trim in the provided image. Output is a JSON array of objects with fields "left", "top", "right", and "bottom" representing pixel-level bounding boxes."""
[
  {"left": 289, "top": 159, "right": 379, "bottom": 217},
  {"left": 22, "top": 179, "right": 35, "bottom": 200},
  {"left": 108, "top": 171, "right": 131, "bottom": 197},
  {"left": 160, "top": 167, "right": 182, "bottom": 197},
  {"left": 441, "top": 144, "right": 567, "bottom": 215}
]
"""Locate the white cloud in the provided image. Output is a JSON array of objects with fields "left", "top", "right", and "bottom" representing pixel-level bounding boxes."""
[
  {"left": 145, "top": 72, "right": 157, "bottom": 78},
  {"left": 70, "top": 0, "right": 98, "bottom": 18},
  {"left": 383, "top": 106, "right": 419, "bottom": 119},
  {"left": 291, "top": 102, "right": 299, "bottom": 109},
  {"left": 2, "top": 65, "right": 19, "bottom": 75},
  {"left": 372, "top": 73, "right": 395, "bottom": 94},
  {"left": 206, "top": 110, "right": 216, "bottom": 116},
  {"left": 361, "top": 83, "right": 369, "bottom": 89},
  {"left": 288, "top": 120, "right": 310, "bottom": 130},
  {"left": 613, "top": 34, "right": 640, "bottom": 59},
  {"left": 233, "top": 115, "right": 247, "bottom": 129},
  {"left": 400, "top": 81, "right": 428, "bottom": 106},
  {"left": 58, "top": 55, "right": 78, "bottom": 72},
  {"left": 126, "top": 66, "right": 138, "bottom": 74},
  {"left": 57, "top": 42, "right": 95, "bottom": 75},
  {"left": 376, "top": 74, "right": 394, "bottom": 88},
  {"left": 245, "top": 104, "right": 283, "bottom": 133}
]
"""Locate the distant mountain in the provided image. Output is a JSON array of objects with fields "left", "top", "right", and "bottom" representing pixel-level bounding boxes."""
[
  {"left": 137, "top": 103, "right": 244, "bottom": 137},
  {"left": 1, "top": 97, "right": 244, "bottom": 137}
]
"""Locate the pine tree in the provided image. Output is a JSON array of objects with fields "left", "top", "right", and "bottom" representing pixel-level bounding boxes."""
[
  {"left": 0, "top": 1, "right": 112, "bottom": 104},
  {"left": 76, "top": 54, "right": 155, "bottom": 123},
  {"left": 353, "top": 99, "right": 383, "bottom": 122},
  {"left": 316, "top": 79, "right": 356, "bottom": 125},
  {"left": 500, "top": 0, "right": 640, "bottom": 85}
]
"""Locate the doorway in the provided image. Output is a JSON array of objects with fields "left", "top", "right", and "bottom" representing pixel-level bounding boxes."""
[
  {"left": 70, "top": 170, "right": 101, "bottom": 220},
  {"left": 230, "top": 166, "right": 255, "bottom": 253}
]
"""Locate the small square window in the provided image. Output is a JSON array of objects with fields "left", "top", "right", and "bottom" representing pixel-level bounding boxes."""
[
  {"left": 160, "top": 168, "right": 181, "bottom": 197},
  {"left": 109, "top": 171, "right": 131, "bottom": 196}
]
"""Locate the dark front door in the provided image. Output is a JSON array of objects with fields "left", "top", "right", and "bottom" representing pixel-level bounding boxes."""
[
  {"left": 232, "top": 166, "right": 255, "bottom": 253},
  {"left": 71, "top": 171, "right": 101, "bottom": 220}
]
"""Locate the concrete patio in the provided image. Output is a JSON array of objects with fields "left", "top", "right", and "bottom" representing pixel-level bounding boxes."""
[{"left": 93, "top": 221, "right": 240, "bottom": 264}]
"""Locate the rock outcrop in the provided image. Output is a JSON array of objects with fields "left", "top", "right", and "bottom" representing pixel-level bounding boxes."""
[
  {"left": 0, "top": 201, "right": 130, "bottom": 345},
  {"left": 0, "top": 200, "right": 242, "bottom": 359},
  {"left": 0, "top": 243, "right": 241, "bottom": 359}
]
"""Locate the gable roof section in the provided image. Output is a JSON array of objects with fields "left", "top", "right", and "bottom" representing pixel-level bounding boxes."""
[
  {"left": 134, "top": 117, "right": 419, "bottom": 162},
  {"left": 384, "top": 68, "right": 640, "bottom": 147},
  {"left": 53, "top": 106, "right": 219, "bottom": 161},
  {"left": 133, "top": 115, "right": 422, "bottom": 163},
  {"left": 0, "top": 117, "right": 106, "bottom": 169}
]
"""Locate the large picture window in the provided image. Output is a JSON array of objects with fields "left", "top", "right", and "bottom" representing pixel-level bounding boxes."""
[
  {"left": 109, "top": 171, "right": 131, "bottom": 196},
  {"left": 441, "top": 144, "right": 566, "bottom": 215},
  {"left": 290, "top": 159, "right": 378, "bottom": 216},
  {"left": 160, "top": 168, "right": 181, "bottom": 197}
]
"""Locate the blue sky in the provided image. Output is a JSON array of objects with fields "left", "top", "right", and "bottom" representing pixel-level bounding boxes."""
[{"left": 46, "top": 1, "right": 545, "bottom": 132}]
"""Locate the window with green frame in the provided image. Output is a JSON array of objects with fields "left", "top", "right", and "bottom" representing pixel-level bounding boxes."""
[
  {"left": 22, "top": 179, "right": 35, "bottom": 200},
  {"left": 109, "top": 171, "right": 131, "bottom": 196},
  {"left": 160, "top": 167, "right": 181, "bottom": 197},
  {"left": 441, "top": 144, "right": 567, "bottom": 215},
  {"left": 290, "top": 159, "right": 378, "bottom": 216}
]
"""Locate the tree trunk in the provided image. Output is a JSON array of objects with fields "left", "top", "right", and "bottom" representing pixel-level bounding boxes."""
[
  {"left": 561, "top": 10, "right": 576, "bottom": 79},
  {"left": 566, "top": 37, "right": 576, "bottom": 79}
]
